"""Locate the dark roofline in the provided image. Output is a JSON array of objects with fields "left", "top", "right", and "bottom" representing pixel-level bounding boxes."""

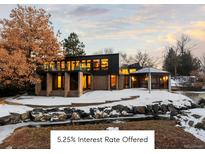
[{"left": 65, "top": 53, "right": 119, "bottom": 58}]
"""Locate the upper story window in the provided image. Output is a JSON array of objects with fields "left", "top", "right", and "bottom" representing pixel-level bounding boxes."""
[
  {"left": 129, "top": 68, "right": 137, "bottom": 73},
  {"left": 57, "top": 62, "right": 61, "bottom": 70},
  {"left": 67, "top": 61, "right": 71, "bottom": 71},
  {"left": 61, "top": 61, "right": 65, "bottom": 70},
  {"left": 43, "top": 62, "right": 49, "bottom": 71},
  {"left": 75, "top": 61, "right": 80, "bottom": 70},
  {"left": 71, "top": 61, "right": 75, "bottom": 70},
  {"left": 101, "top": 59, "right": 108, "bottom": 70},
  {"left": 119, "top": 68, "right": 129, "bottom": 75},
  {"left": 87, "top": 60, "right": 91, "bottom": 71},
  {"left": 81, "top": 60, "right": 86, "bottom": 70},
  {"left": 50, "top": 62, "right": 55, "bottom": 70},
  {"left": 93, "top": 59, "right": 100, "bottom": 71}
]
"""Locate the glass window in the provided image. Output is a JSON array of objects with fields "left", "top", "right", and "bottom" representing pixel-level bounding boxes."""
[
  {"left": 93, "top": 59, "right": 100, "bottom": 71},
  {"left": 119, "top": 68, "right": 129, "bottom": 75},
  {"left": 111, "top": 75, "right": 117, "bottom": 89},
  {"left": 87, "top": 60, "right": 91, "bottom": 71},
  {"left": 101, "top": 59, "right": 108, "bottom": 70},
  {"left": 61, "top": 61, "right": 65, "bottom": 70},
  {"left": 43, "top": 62, "right": 48, "bottom": 71},
  {"left": 129, "top": 68, "right": 137, "bottom": 73},
  {"left": 75, "top": 61, "right": 80, "bottom": 70},
  {"left": 50, "top": 62, "right": 55, "bottom": 70},
  {"left": 71, "top": 61, "right": 75, "bottom": 70},
  {"left": 57, "top": 62, "right": 61, "bottom": 70},
  {"left": 81, "top": 60, "right": 86, "bottom": 70},
  {"left": 67, "top": 61, "right": 70, "bottom": 71},
  {"left": 57, "top": 75, "right": 62, "bottom": 89}
]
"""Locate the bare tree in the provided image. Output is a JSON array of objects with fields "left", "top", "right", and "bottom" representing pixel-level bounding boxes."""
[{"left": 131, "top": 51, "right": 155, "bottom": 67}]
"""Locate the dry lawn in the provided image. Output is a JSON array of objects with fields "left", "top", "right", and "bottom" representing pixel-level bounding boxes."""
[{"left": 0, "top": 120, "right": 205, "bottom": 149}]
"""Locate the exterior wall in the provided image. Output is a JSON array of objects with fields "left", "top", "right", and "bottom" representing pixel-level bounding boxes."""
[
  {"left": 118, "top": 75, "right": 124, "bottom": 90},
  {"left": 93, "top": 75, "right": 109, "bottom": 90},
  {"left": 64, "top": 72, "right": 70, "bottom": 97}
]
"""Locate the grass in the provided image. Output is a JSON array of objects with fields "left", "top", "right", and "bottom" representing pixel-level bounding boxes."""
[{"left": 0, "top": 120, "right": 205, "bottom": 149}]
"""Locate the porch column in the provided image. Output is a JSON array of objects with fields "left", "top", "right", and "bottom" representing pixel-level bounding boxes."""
[
  {"left": 64, "top": 72, "right": 70, "bottom": 97},
  {"left": 91, "top": 75, "right": 94, "bottom": 90},
  {"left": 116, "top": 75, "right": 119, "bottom": 90},
  {"left": 129, "top": 76, "right": 132, "bottom": 88},
  {"left": 78, "top": 71, "right": 83, "bottom": 96},
  {"left": 46, "top": 72, "right": 52, "bottom": 96},
  {"left": 148, "top": 73, "right": 152, "bottom": 93},
  {"left": 168, "top": 74, "right": 171, "bottom": 92},
  {"left": 107, "top": 75, "right": 111, "bottom": 90},
  {"left": 35, "top": 74, "right": 41, "bottom": 96}
]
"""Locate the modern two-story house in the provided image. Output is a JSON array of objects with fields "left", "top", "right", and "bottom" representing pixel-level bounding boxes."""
[{"left": 35, "top": 53, "right": 170, "bottom": 97}]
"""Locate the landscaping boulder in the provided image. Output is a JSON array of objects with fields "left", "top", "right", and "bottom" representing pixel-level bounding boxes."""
[
  {"left": 191, "top": 114, "right": 201, "bottom": 119},
  {"left": 161, "top": 104, "right": 168, "bottom": 114},
  {"left": 132, "top": 106, "right": 146, "bottom": 114},
  {"left": 112, "top": 105, "right": 131, "bottom": 113},
  {"left": 71, "top": 112, "right": 80, "bottom": 120},
  {"left": 0, "top": 115, "right": 11, "bottom": 125},
  {"left": 194, "top": 122, "right": 205, "bottom": 130},
  {"left": 31, "top": 111, "right": 51, "bottom": 122},
  {"left": 9, "top": 113, "right": 21, "bottom": 124},
  {"left": 188, "top": 120, "right": 194, "bottom": 127},
  {"left": 20, "top": 111, "right": 31, "bottom": 121},
  {"left": 64, "top": 108, "right": 73, "bottom": 119},
  {"left": 103, "top": 107, "right": 113, "bottom": 115},
  {"left": 75, "top": 109, "right": 90, "bottom": 119},
  {"left": 198, "top": 99, "right": 205, "bottom": 108},
  {"left": 152, "top": 104, "right": 160, "bottom": 114},
  {"left": 145, "top": 105, "right": 153, "bottom": 114},
  {"left": 50, "top": 112, "right": 67, "bottom": 122},
  {"left": 95, "top": 110, "right": 108, "bottom": 119}
]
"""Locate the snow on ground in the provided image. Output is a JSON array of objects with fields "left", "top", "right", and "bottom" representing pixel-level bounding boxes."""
[
  {"left": 78, "top": 89, "right": 193, "bottom": 112},
  {"left": 5, "top": 89, "right": 193, "bottom": 108},
  {"left": 0, "top": 104, "right": 32, "bottom": 118},
  {"left": 177, "top": 108, "right": 205, "bottom": 142}
]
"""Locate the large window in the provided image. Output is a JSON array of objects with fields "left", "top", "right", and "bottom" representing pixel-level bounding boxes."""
[
  {"left": 67, "top": 61, "right": 71, "bottom": 71},
  {"left": 43, "top": 62, "right": 49, "bottom": 71},
  {"left": 57, "top": 75, "right": 62, "bottom": 89},
  {"left": 87, "top": 60, "right": 91, "bottom": 71},
  {"left": 50, "top": 62, "right": 55, "bottom": 70},
  {"left": 110, "top": 75, "right": 117, "bottom": 89},
  {"left": 101, "top": 59, "right": 108, "bottom": 70},
  {"left": 61, "top": 61, "right": 65, "bottom": 70},
  {"left": 71, "top": 61, "right": 75, "bottom": 70},
  {"left": 57, "top": 62, "right": 61, "bottom": 70},
  {"left": 81, "top": 60, "right": 86, "bottom": 70},
  {"left": 93, "top": 59, "right": 100, "bottom": 71},
  {"left": 119, "top": 68, "right": 129, "bottom": 75},
  {"left": 53, "top": 74, "right": 64, "bottom": 90}
]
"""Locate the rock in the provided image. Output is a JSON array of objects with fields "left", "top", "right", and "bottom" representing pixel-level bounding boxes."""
[
  {"left": 152, "top": 104, "right": 160, "bottom": 114},
  {"left": 20, "top": 111, "right": 30, "bottom": 121},
  {"left": 132, "top": 106, "right": 146, "bottom": 114},
  {"left": 145, "top": 105, "right": 153, "bottom": 114},
  {"left": 191, "top": 103, "right": 200, "bottom": 109},
  {"left": 191, "top": 114, "right": 201, "bottom": 119},
  {"left": 0, "top": 115, "right": 11, "bottom": 125},
  {"left": 9, "top": 113, "right": 21, "bottom": 124},
  {"left": 194, "top": 122, "right": 205, "bottom": 130},
  {"left": 31, "top": 111, "right": 51, "bottom": 122},
  {"left": 168, "top": 104, "right": 178, "bottom": 113},
  {"left": 71, "top": 112, "right": 80, "bottom": 120},
  {"left": 50, "top": 112, "right": 67, "bottom": 122},
  {"left": 45, "top": 107, "right": 59, "bottom": 112},
  {"left": 188, "top": 120, "right": 194, "bottom": 127},
  {"left": 198, "top": 99, "right": 205, "bottom": 108},
  {"left": 89, "top": 108, "right": 97, "bottom": 116},
  {"left": 112, "top": 105, "right": 131, "bottom": 113},
  {"left": 152, "top": 101, "right": 162, "bottom": 104},
  {"left": 161, "top": 104, "right": 168, "bottom": 113},
  {"left": 95, "top": 110, "right": 108, "bottom": 119},
  {"left": 75, "top": 109, "right": 90, "bottom": 119},
  {"left": 64, "top": 108, "right": 73, "bottom": 119},
  {"left": 103, "top": 107, "right": 113, "bottom": 114}
]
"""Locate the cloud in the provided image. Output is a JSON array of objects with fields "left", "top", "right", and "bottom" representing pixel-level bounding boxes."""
[{"left": 68, "top": 6, "right": 110, "bottom": 17}]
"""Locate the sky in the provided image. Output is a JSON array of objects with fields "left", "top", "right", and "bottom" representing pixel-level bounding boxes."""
[{"left": 0, "top": 4, "right": 205, "bottom": 67}]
